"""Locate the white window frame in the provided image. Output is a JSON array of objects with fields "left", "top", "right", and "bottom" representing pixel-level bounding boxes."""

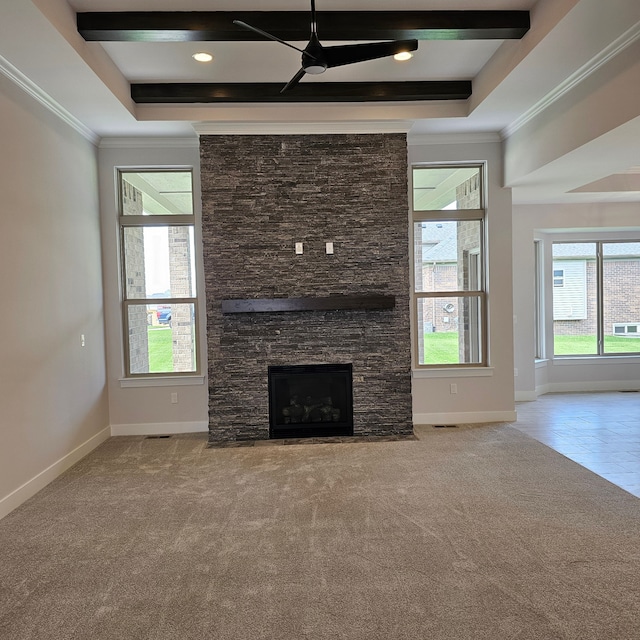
[
  {"left": 534, "top": 240, "right": 545, "bottom": 360},
  {"left": 118, "top": 168, "right": 200, "bottom": 378},
  {"left": 411, "top": 163, "right": 488, "bottom": 369},
  {"left": 551, "top": 239, "right": 640, "bottom": 358}
]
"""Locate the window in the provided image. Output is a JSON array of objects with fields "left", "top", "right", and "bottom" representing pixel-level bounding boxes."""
[
  {"left": 613, "top": 323, "right": 639, "bottom": 335},
  {"left": 553, "top": 269, "right": 564, "bottom": 287},
  {"left": 412, "top": 165, "right": 486, "bottom": 367},
  {"left": 552, "top": 241, "right": 640, "bottom": 356},
  {"left": 119, "top": 170, "right": 199, "bottom": 376}
]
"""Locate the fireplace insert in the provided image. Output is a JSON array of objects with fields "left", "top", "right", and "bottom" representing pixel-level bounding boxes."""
[{"left": 268, "top": 363, "right": 354, "bottom": 439}]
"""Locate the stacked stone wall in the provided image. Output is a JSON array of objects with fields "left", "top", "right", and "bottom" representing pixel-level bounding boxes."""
[{"left": 200, "top": 134, "right": 412, "bottom": 441}]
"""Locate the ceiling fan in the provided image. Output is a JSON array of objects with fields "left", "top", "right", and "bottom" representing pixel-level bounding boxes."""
[{"left": 233, "top": 0, "right": 419, "bottom": 93}]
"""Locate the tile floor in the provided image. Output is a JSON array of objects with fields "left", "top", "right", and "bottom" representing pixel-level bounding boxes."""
[{"left": 512, "top": 391, "right": 640, "bottom": 497}]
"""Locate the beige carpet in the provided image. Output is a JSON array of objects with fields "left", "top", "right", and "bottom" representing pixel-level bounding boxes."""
[{"left": 1, "top": 424, "right": 639, "bottom": 639}]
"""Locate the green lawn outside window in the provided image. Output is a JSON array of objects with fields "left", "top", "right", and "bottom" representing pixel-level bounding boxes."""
[
  {"left": 148, "top": 326, "right": 173, "bottom": 372},
  {"left": 423, "top": 333, "right": 640, "bottom": 364}
]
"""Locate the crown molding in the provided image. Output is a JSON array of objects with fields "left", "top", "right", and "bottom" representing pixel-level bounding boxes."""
[
  {"left": 98, "top": 136, "right": 198, "bottom": 149},
  {"left": 192, "top": 121, "right": 411, "bottom": 136},
  {"left": 408, "top": 132, "right": 501, "bottom": 146},
  {"left": 503, "top": 21, "right": 640, "bottom": 139},
  {"left": 0, "top": 54, "right": 99, "bottom": 145}
]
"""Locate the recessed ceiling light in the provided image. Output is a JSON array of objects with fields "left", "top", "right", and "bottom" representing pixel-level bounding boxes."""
[
  {"left": 192, "top": 52, "right": 214, "bottom": 63},
  {"left": 393, "top": 51, "right": 414, "bottom": 62}
]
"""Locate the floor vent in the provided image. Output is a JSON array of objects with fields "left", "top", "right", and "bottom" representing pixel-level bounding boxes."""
[
  {"left": 619, "top": 390, "right": 639, "bottom": 393},
  {"left": 145, "top": 435, "right": 173, "bottom": 439},
  {"left": 433, "top": 425, "right": 458, "bottom": 428}
]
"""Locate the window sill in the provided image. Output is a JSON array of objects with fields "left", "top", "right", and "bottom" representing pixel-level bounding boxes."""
[
  {"left": 535, "top": 359, "right": 549, "bottom": 368},
  {"left": 412, "top": 367, "right": 494, "bottom": 379},
  {"left": 119, "top": 375, "right": 205, "bottom": 388},
  {"left": 552, "top": 356, "right": 640, "bottom": 366}
]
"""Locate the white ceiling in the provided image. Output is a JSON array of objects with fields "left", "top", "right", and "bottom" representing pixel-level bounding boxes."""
[
  {"left": 98, "top": 39, "right": 504, "bottom": 84},
  {"left": 1, "top": 0, "right": 640, "bottom": 205}
]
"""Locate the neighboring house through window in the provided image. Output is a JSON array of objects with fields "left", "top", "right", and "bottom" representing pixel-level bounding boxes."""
[{"left": 552, "top": 240, "right": 640, "bottom": 356}]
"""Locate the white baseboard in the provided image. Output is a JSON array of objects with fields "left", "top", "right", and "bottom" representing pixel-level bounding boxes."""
[
  {"left": 413, "top": 410, "right": 517, "bottom": 426},
  {"left": 535, "top": 383, "right": 552, "bottom": 397},
  {"left": 549, "top": 381, "right": 640, "bottom": 393},
  {"left": 515, "top": 391, "right": 538, "bottom": 402},
  {"left": 110, "top": 421, "right": 209, "bottom": 436},
  {"left": 0, "top": 426, "right": 111, "bottom": 521},
  {"left": 536, "top": 381, "right": 640, "bottom": 396}
]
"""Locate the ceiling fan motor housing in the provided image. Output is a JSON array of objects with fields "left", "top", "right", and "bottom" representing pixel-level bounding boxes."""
[{"left": 303, "top": 37, "right": 328, "bottom": 74}]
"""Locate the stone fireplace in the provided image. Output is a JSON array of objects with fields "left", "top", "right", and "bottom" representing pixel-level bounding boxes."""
[{"left": 200, "top": 133, "right": 412, "bottom": 443}]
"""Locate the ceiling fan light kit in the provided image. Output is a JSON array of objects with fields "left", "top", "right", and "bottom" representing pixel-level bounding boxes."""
[
  {"left": 394, "top": 51, "right": 414, "bottom": 62},
  {"left": 233, "top": 0, "right": 418, "bottom": 93}
]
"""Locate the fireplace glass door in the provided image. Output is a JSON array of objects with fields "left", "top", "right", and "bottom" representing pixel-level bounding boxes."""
[{"left": 268, "top": 363, "right": 354, "bottom": 439}]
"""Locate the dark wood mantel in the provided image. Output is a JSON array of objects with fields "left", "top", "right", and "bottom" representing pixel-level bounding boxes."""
[{"left": 221, "top": 295, "right": 395, "bottom": 314}]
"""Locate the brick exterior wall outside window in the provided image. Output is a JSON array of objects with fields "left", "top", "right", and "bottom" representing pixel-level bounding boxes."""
[
  {"left": 554, "top": 259, "right": 640, "bottom": 336},
  {"left": 121, "top": 182, "right": 149, "bottom": 374},
  {"left": 168, "top": 227, "right": 196, "bottom": 372}
]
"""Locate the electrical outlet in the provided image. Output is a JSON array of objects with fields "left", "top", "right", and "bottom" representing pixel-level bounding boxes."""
[
  {"left": 450, "top": 383, "right": 458, "bottom": 394},
  {"left": 81, "top": 334, "right": 85, "bottom": 347},
  {"left": 295, "top": 242, "right": 303, "bottom": 255},
  {"left": 514, "top": 368, "right": 519, "bottom": 377},
  {"left": 171, "top": 392, "right": 178, "bottom": 404}
]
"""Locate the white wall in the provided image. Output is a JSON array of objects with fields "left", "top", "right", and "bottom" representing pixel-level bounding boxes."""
[
  {"left": 0, "top": 72, "right": 109, "bottom": 519},
  {"left": 409, "top": 137, "right": 516, "bottom": 424},
  {"left": 97, "top": 140, "right": 208, "bottom": 435},
  {"left": 512, "top": 202, "right": 640, "bottom": 400}
]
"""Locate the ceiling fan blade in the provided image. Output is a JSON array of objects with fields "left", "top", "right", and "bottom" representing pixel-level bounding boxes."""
[
  {"left": 233, "top": 20, "right": 320, "bottom": 62},
  {"left": 233, "top": 20, "right": 308, "bottom": 56},
  {"left": 281, "top": 68, "right": 307, "bottom": 93},
  {"left": 323, "top": 40, "right": 418, "bottom": 68}
]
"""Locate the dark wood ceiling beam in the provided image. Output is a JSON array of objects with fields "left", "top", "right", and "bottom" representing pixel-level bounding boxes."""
[
  {"left": 131, "top": 81, "right": 472, "bottom": 104},
  {"left": 78, "top": 11, "right": 529, "bottom": 42}
]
